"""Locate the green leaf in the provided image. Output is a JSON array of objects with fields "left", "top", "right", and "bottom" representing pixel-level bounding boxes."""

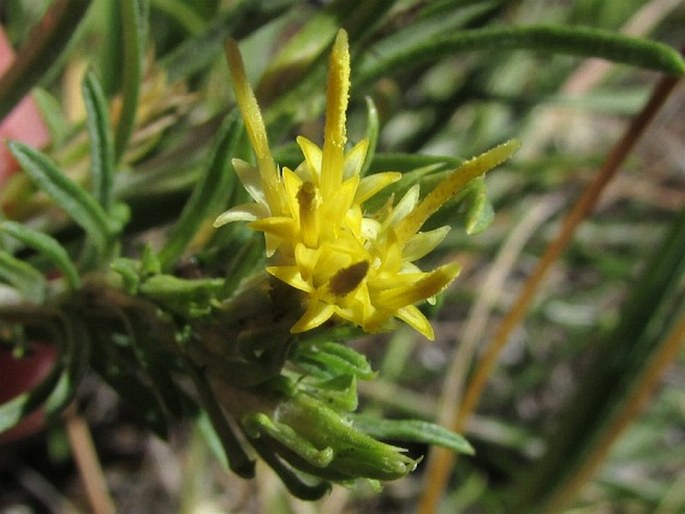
[
  {"left": 0, "top": 0, "right": 92, "bottom": 120},
  {"left": 422, "top": 176, "right": 495, "bottom": 235},
  {"left": 250, "top": 437, "right": 331, "bottom": 500},
  {"left": 464, "top": 179, "right": 494, "bottom": 235},
  {"left": 293, "top": 341, "right": 376, "bottom": 381},
  {"left": 45, "top": 313, "right": 91, "bottom": 416},
  {"left": 352, "top": 415, "right": 475, "bottom": 455},
  {"left": 358, "top": 24, "right": 685, "bottom": 85},
  {"left": 139, "top": 275, "right": 224, "bottom": 317},
  {"left": 256, "top": 0, "right": 396, "bottom": 103},
  {"left": 360, "top": 97, "right": 379, "bottom": 177},
  {"left": 32, "top": 88, "right": 70, "bottom": 147},
  {"left": 185, "top": 359, "right": 256, "bottom": 478},
  {"left": 8, "top": 141, "right": 113, "bottom": 257},
  {"left": 0, "top": 221, "right": 81, "bottom": 291},
  {"left": 89, "top": 343, "right": 169, "bottom": 438},
  {"left": 307, "top": 375, "right": 358, "bottom": 412},
  {"left": 149, "top": 0, "right": 205, "bottom": 35},
  {"left": 83, "top": 70, "right": 116, "bottom": 212},
  {"left": 276, "top": 393, "right": 417, "bottom": 481},
  {"left": 161, "top": 0, "right": 296, "bottom": 82},
  {"left": 115, "top": 0, "right": 148, "bottom": 160},
  {"left": 243, "top": 412, "right": 335, "bottom": 468},
  {"left": 0, "top": 251, "right": 47, "bottom": 304},
  {"left": 158, "top": 111, "right": 242, "bottom": 270},
  {"left": 110, "top": 257, "right": 141, "bottom": 294}
]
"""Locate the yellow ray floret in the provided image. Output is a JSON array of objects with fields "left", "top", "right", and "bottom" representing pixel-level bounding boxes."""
[{"left": 214, "top": 29, "right": 519, "bottom": 340}]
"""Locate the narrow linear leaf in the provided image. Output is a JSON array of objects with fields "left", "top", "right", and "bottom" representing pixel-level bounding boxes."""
[
  {"left": 360, "top": 97, "right": 379, "bottom": 176},
  {"left": 0, "top": 221, "right": 81, "bottom": 290},
  {"left": 45, "top": 313, "right": 91, "bottom": 415},
  {"left": 0, "top": 251, "right": 47, "bottom": 304},
  {"left": 149, "top": 0, "right": 205, "bottom": 35},
  {"left": 250, "top": 437, "right": 331, "bottom": 500},
  {"left": 158, "top": 111, "right": 242, "bottom": 270},
  {"left": 258, "top": 0, "right": 396, "bottom": 119},
  {"left": 161, "top": 0, "right": 296, "bottom": 81},
  {"left": 32, "top": 88, "right": 70, "bottom": 147},
  {"left": 0, "top": 0, "right": 93, "bottom": 120},
  {"left": 115, "top": 0, "right": 148, "bottom": 160},
  {"left": 294, "top": 342, "right": 376, "bottom": 380},
  {"left": 185, "top": 360, "right": 256, "bottom": 478},
  {"left": 88, "top": 339, "right": 169, "bottom": 437},
  {"left": 352, "top": 416, "right": 475, "bottom": 455},
  {"left": 358, "top": 25, "right": 685, "bottom": 85},
  {"left": 83, "top": 70, "right": 116, "bottom": 212},
  {"left": 9, "top": 141, "right": 112, "bottom": 256}
]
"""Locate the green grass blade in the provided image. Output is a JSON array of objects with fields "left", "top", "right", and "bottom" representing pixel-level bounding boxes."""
[
  {"left": 0, "top": 221, "right": 81, "bottom": 291},
  {"left": 0, "top": 0, "right": 92, "bottom": 120},
  {"left": 157, "top": 111, "right": 242, "bottom": 270},
  {"left": 115, "top": 0, "right": 148, "bottom": 160},
  {"left": 358, "top": 24, "right": 685, "bottom": 85},
  {"left": 510, "top": 203, "right": 685, "bottom": 513},
  {"left": 0, "top": 251, "right": 47, "bottom": 304},
  {"left": 9, "top": 141, "right": 113, "bottom": 257},
  {"left": 82, "top": 70, "right": 116, "bottom": 212}
]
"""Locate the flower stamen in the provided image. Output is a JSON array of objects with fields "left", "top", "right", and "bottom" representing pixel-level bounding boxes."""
[
  {"left": 329, "top": 261, "right": 369, "bottom": 297},
  {"left": 297, "top": 181, "right": 320, "bottom": 247}
]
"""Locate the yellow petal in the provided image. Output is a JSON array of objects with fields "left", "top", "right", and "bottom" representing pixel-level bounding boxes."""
[
  {"left": 342, "top": 139, "right": 369, "bottom": 179},
  {"left": 296, "top": 136, "right": 322, "bottom": 182},
  {"left": 213, "top": 203, "right": 270, "bottom": 226},
  {"left": 291, "top": 302, "right": 336, "bottom": 333},
  {"left": 232, "top": 158, "right": 266, "bottom": 205},
  {"left": 250, "top": 216, "right": 296, "bottom": 241},
  {"left": 383, "top": 184, "right": 420, "bottom": 229},
  {"left": 376, "top": 261, "right": 460, "bottom": 310},
  {"left": 355, "top": 172, "right": 402, "bottom": 205},
  {"left": 267, "top": 266, "right": 314, "bottom": 293},
  {"left": 322, "top": 174, "right": 359, "bottom": 229},
  {"left": 295, "top": 243, "right": 320, "bottom": 282},
  {"left": 395, "top": 305, "right": 435, "bottom": 340},
  {"left": 403, "top": 226, "right": 451, "bottom": 262},
  {"left": 282, "top": 167, "right": 304, "bottom": 220}
]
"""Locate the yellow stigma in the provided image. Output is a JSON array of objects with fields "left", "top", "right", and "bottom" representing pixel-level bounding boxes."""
[
  {"left": 225, "top": 38, "right": 284, "bottom": 215},
  {"left": 321, "top": 30, "right": 350, "bottom": 199},
  {"left": 395, "top": 139, "right": 521, "bottom": 244}
]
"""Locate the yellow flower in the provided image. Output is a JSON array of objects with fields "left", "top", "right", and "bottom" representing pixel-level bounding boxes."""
[{"left": 215, "top": 30, "right": 519, "bottom": 340}]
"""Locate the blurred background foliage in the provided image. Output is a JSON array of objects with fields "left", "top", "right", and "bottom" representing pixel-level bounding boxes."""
[{"left": 0, "top": 0, "right": 684, "bottom": 513}]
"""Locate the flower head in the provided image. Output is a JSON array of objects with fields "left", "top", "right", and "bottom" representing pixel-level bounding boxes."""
[{"left": 215, "top": 30, "right": 519, "bottom": 339}]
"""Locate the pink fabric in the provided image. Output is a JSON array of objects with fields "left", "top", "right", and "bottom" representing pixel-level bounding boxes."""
[
  {"left": 0, "top": 27, "right": 54, "bottom": 443},
  {"left": 0, "top": 28, "right": 50, "bottom": 185}
]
